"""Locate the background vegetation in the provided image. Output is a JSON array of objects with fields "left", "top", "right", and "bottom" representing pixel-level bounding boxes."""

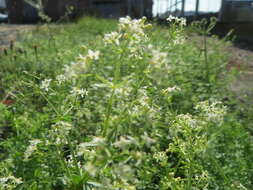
[{"left": 0, "top": 16, "right": 252, "bottom": 190}]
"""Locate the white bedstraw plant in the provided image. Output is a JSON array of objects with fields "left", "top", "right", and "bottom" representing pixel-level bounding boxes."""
[
  {"left": 10, "top": 15, "right": 246, "bottom": 190},
  {"left": 63, "top": 49, "right": 100, "bottom": 80},
  {"left": 0, "top": 175, "right": 23, "bottom": 190},
  {"left": 104, "top": 16, "right": 151, "bottom": 60},
  {"left": 195, "top": 101, "right": 227, "bottom": 124},
  {"left": 40, "top": 79, "right": 51, "bottom": 92},
  {"left": 167, "top": 15, "right": 187, "bottom": 45},
  {"left": 167, "top": 15, "right": 187, "bottom": 27},
  {"left": 104, "top": 31, "right": 122, "bottom": 46},
  {"left": 24, "top": 139, "right": 42, "bottom": 161},
  {"left": 48, "top": 121, "right": 73, "bottom": 145},
  {"left": 70, "top": 87, "right": 88, "bottom": 98}
]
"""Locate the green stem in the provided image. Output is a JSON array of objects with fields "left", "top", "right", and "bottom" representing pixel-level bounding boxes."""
[
  {"left": 203, "top": 31, "right": 209, "bottom": 84},
  {"left": 67, "top": 135, "right": 82, "bottom": 176},
  {"left": 103, "top": 89, "right": 115, "bottom": 137},
  {"left": 40, "top": 92, "right": 60, "bottom": 115},
  {"left": 114, "top": 49, "right": 124, "bottom": 83},
  {"left": 56, "top": 144, "right": 71, "bottom": 177}
]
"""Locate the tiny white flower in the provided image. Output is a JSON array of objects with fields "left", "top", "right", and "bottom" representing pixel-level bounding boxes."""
[
  {"left": 54, "top": 121, "right": 72, "bottom": 130},
  {"left": 167, "top": 15, "right": 175, "bottom": 22},
  {"left": 113, "top": 163, "right": 134, "bottom": 180},
  {"left": 173, "top": 35, "right": 185, "bottom": 45},
  {"left": 78, "top": 54, "right": 88, "bottom": 62},
  {"left": 70, "top": 87, "right": 88, "bottom": 98},
  {"left": 118, "top": 16, "right": 149, "bottom": 43},
  {"left": 40, "top": 79, "right": 52, "bottom": 91},
  {"left": 84, "top": 162, "right": 97, "bottom": 177},
  {"left": 63, "top": 63, "right": 78, "bottom": 79},
  {"left": 167, "top": 15, "right": 186, "bottom": 27},
  {"left": 113, "top": 136, "right": 136, "bottom": 149},
  {"left": 104, "top": 31, "right": 121, "bottom": 46},
  {"left": 141, "top": 132, "right": 156, "bottom": 146},
  {"left": 87, "top": 50, "right": 100, "bottom": 60},
  {"left": 56, "top": 74, "right": 67, "bottom": 85},
  {"left": 119, "top": 16, "right": 131, "bottom": 25},
  {"left": 79, "top": 136, "right": 105, "bottom": 148},
  {"left": 154, "top": 151, "right": 168, "bottom": 163},
  {"left": 150, "top": 49, "right": 168, "bottom": 66},
  {"left": 162, "top": 86, "right": 181, "bottom": 94},
  {"left": 24, "top": 139, "right": 42, "bottom": 161},
  {"left": 195, "top": 101, "right": 226, "bottom": 122},
  {"left": 48, "top": 121, "right": 73, "bottom": 145},
  {"left": 30, "top": 139, "right": 42, "bottom": 145},
  {"left": 0, "top": 176, "right": 23, "bottom": 187},
  {"left": 176, "top": 114, "right": 197, "bottom": 128},
  {"left": 92, "top": 136, "right": 106, "bottom": 144}
]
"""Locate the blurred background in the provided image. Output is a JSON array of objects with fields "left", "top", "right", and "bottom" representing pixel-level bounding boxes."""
[{"left": 153, "top": 0, "right": 221, "bottom": 16}]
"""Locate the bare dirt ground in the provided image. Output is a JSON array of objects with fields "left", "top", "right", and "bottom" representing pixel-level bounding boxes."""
[
  {"left": 0, "top": 24, "right": 35, "bottom": 47},
  {"left": 227, "top": 43, "right": 253, "bottom": 105},
  {"left": 0, "top": 24, "right": 253, "bottom": 104}
]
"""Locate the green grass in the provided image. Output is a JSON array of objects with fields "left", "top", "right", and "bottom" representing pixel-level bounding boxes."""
[{"left": 0, "top": 16, "right": 252, "bottom": 190}]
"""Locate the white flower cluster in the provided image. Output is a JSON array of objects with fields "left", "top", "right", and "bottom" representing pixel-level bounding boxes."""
[
  {"left": 127, "top": 88, "right": 159, "bottom": 120},
  {"left": 195, "top": 101, "right": 227, "bottom": 123},
  {"left": 176, "top": 113, "right": 197, "bottom": 129},
  {"left": 114, "top": 81, "right": 133, "bottom": 99},
  {"left": 167, "top": 15, "right": 187, "bottom": 27},
  {"left": 103, "top": 16, "right": 151, "bottom": 59},
  {"left": 56, "top": 74, "right": 67, "bottom": 85},
  {"left": 40, "top": 79, "right": 52, "bottom": 92},
  {"left": 150, "top": 49, "right": 168, "bottom": 67},
  {"left": 86, "top": 49, "right": 100, "bottom": 60},
  {"left": 167, "top": 15, "right": 186, "bottom": 45},
  {"left": 147, "top": 49, "right": 171, "bottom": 84},
  {"left": 113, "top": 136, "right": 137, "bottom": 149},
  {"left": 79, "top": 136, "right": 105, "bottom": 148},
  {"left": 162, "top": 86, "right": 181, "bottom": 94},
  {"left": 154, "top": 151, "right": 168, "bottom": 163},
  {"left": 112, "top": 179, "right": 136, "bottom": 190},
  {"left": 119, "top": 16, "right": 150, "bottom": 37},
  {"left": 121, "top": 16, "right": 151, "bottom": 57},
  {"left": 173, "top": 35, "right": 186, "bottom": 45},
  {"left": 65, "top": 155, "right": 82, "bottom": 170},
  {"left": 77, "top": 137, "right": 105, "bottom": 158},
  {"left": 63, "top": 49, "right": 100, "bottom": 80},
  {"left": 70, "top": 87, "right": 88, "bottom": 98},
  {"left": 137, "top": 88, "right": 150, "bottom": 107},
  {"left": 113, "top": 163, "right": 135, "bottom": 182},
  {"left": 104, "top": 31, "right": 122, "bottom": 46},
  {"left": 49, "top": 121, "right": 73, "bottom": 145},
  {"left": 0, "top": 175, "right": 23, "bottom": 189},
  {"left": 24, "top": 139, "right": 42, "bottom": 161}
]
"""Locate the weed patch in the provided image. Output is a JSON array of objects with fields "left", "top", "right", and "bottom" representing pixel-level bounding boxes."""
[{"left": 0, "top": 17, "right": 252, "bottom": 190}]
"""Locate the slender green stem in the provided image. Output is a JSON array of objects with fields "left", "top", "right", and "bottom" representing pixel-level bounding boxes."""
[
  {"left": 40, "top": 92, "right": 60, "bottom": 115},
  {"left": 203, "top": 31, "right": 209, "bottom": 84},
  {"left": 103, "top": 89, "right": 115, "bottom": 137},
  {"left": 66, "top": 135, "right": 82, "bottom": 176}
]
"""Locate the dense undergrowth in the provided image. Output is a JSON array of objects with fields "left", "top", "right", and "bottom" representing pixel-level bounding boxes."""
[{"left": 0, "top": 17, "right": 252, "bottom": 190}]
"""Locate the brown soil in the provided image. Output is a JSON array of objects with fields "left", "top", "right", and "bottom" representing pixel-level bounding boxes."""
[
  {"left": 0, "top": 24, "right": 35, "bottom": 48},
  {"left": 227, "top": 43, "right": 253, "bottom": 105},
  {"left": 189, "top": 32, "right": 253, "bottom": 105}
]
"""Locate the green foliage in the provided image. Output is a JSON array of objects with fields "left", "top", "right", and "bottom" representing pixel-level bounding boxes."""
[{"left": 0, "top": 16, "right": 252, "bottom": 190}]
